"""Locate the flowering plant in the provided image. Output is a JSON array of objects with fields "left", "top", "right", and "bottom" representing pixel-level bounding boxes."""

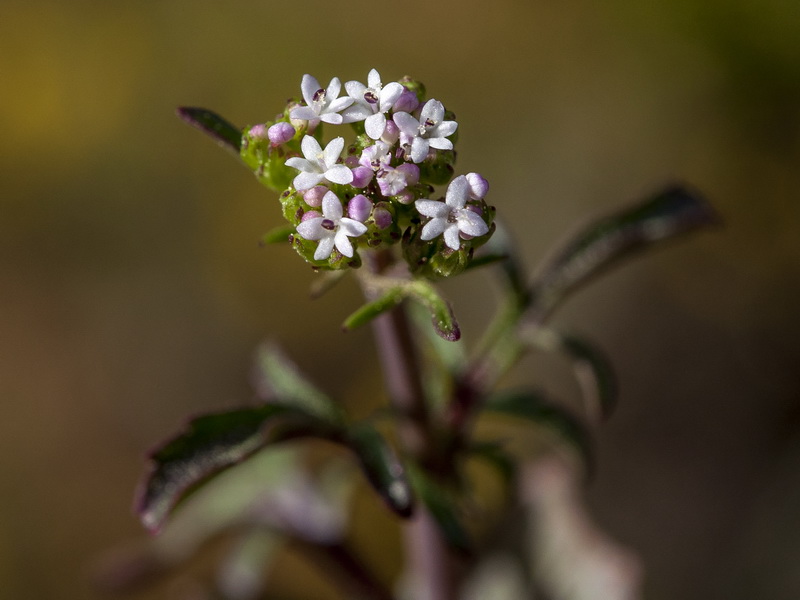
[{"left": 122, "top": 70, "right": 718, "bottom": 600}]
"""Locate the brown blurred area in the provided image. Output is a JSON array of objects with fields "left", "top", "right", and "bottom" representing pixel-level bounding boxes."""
[{"left": 1, "top": 0, "right": 799, "bottom": 598}]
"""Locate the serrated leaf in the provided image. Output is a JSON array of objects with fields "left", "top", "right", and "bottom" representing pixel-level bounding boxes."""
[
  {"left": 346, "top": 424, "right": 414, "bottom": 518},
  {"left": 341, "top": 287, "right": 404, "bottom": 331},
  {"left": 407, "top": 465, "right": 471, "bottom": 552},
  {"left": 135, "top": 405, "right": 335, "bottom": 533},
  {"left": 407, "top": 281, "right": 461, "bottom": 342},
  {"left": 520, "top": 328, "right": 618, "bottom": 420},
  {"left": 529, "top": 184, "right": 719, "bottom": 317},
  {"left": 483, "top": 389, "right": 592, "bottom": 471},
  {"left": 177, "top": 107, "right": 242, "bottom": 154},
  {"left": 251, "top": 342, "right": 344, "bottom": 425}
]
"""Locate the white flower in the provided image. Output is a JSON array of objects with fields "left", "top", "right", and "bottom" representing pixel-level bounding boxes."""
[
  {"left": 285, "top": 136, "right": 354, "bottom": 191},
  {"left": 290, "top": 75, "right": 354, "bottom": 125},
  {"left": 342, "top": 69, "right": 405, "bottom": 140},
  {"left": 415, "top": 175, "right": 489, "bottom": 251},
  {"left": 296, "top": 190, "right": 368, "bottom": 260},
  {"left": 359, "top": 141, "right": 392, "bottom": 171},
  {"left": 393, "top": 99, "right": 458, "bottom": 163}
]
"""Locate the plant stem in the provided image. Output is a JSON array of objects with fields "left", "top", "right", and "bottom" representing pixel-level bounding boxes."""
[{"left": 360, "top": 250, "right": 458, "bottom": 600}]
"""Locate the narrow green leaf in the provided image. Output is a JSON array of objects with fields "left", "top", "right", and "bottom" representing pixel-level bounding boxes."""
[
  {"left": 252, "top": 342, "right": 345, "bottom": 425},
  {"left": 177, "top": 106, "right": 242, "bottom": 154},
  {"left": 407, "top": 281, "right": 461, "bottom": 342},
  {"left": 259, "top": 225, "right": 294, "bottom": 245},
  {"left": 520, "top": 328, "right": 618, "bottom": 420},
  {"left": 408, "top": 465, "right": 471, "bottom": 552},
  {"left": 346, "top": 424, "right": 414, "bottom": 518},
  {"left": 135, "top": 405, "right": 332, "bottom": 533},
  {"left": 342, "top": 287, "right": 404, "bottom": 331},
  {"left": 529, "top": 184, "right": 719, "bottom": 317},
  {"left": 483, "top": 389, "right": 592, "bottom": 471}
]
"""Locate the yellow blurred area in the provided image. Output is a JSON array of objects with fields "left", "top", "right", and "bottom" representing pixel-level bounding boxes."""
[{"left": 1, "top": 1, "right": 800, "bottom": 599}]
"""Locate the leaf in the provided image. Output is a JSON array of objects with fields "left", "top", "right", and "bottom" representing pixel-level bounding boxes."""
[
  {"left": 176, "top": 106, "right": 242, "bottom": 154},
  {"left": 407, "top": 281, "right": 461, "bottom": 342},
  {"left": 528, "top": 184, "right": 719, "bottom": 317},
  {"left": 346, "top": 424, "right": 414, "bottom": 518},
  {"left": 251, "top": 342, "right": 344, "bottom": 425},
  {"left": 519, "top": 328, "right": 618, "bottom": 420},
  {"left": 259, "top": 224, "right": 294, "bottom": 245},
  {"left": 483, "top": 389, "right": 593, "bottom": 472},
  {"left": 135, "top": 405, "right": 334, "bottom": 533},
  {"left": 408, "top": 465, "right": 471, "bottom": 552},
  {"left": 342, "top": 287, "right": 404, "bottom": 331}
]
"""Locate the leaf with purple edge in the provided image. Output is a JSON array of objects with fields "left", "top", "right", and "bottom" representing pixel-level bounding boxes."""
[{"left": 406, "top": 280, "right": 461, "bottom": 342}]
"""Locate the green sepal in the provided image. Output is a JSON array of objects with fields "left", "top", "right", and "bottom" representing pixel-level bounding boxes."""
[
  {"left": 483, "top": 388, "right": 593, "bottom": 472},
  {"left": 177, "top": 107, "right": 242, "bottom": 154},
  {"left": 342, "top": 287, "right": 405, "bottom": 332},
  {"left": 528, "top": 184, "right": 719, "bottom": 318}
]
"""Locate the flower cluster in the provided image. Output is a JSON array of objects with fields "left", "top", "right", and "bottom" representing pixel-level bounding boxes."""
[{"left": 239, "top": 69, "right": 495, "bottom": 277}]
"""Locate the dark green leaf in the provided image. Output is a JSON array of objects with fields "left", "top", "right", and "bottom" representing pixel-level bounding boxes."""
[
  {"left": 408, "top": 465, "right": 471, "bottom": 552},
  {"left": 259, "top": 225, "right": 294, "bottom": 245},
  {"left": 520, "top": 329, "right": 618, "bottom": 420},
  {"left": 342, "top": 287, "right": 404, "bottom": 332},
  {"left": 177, "top": 107, "right": 242, "bottom": 154},
  {"left": 483, "top": 389, "right": 593, "bottom": 471},
  {"left": 529, "top": 184, "right": 719, "bottom": 317},
  {"left": 407, "top": 281, "right": 461, "bottom": 342},
  {"left": 251, "top": 342, "right": 345, "bottom": 425},
  {"left": 346, "top": 424, "right": 414, "bottom": 518},
  {"left": 136, "top": 405, "right": 333, "bottom": 533}
]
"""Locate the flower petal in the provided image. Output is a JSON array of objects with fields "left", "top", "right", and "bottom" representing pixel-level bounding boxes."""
[
  {"left": 457, "top": 209, "right": 489, "bottom": 237},
  {"left": 326, "top": 77, "right": 342, "bottom": 100},
  {"left": 379, "top": 82, "right": 404, "bottom": 111},
  {"left": 324, "top": 164, "right": 354, "bottom": 185},
  {"left": 345, "top": 80, "right": 367, "bottom": 99},
  {"left": 365, "top": 113, "right": 386, "bottom": 140},
  {"left": 328, "top": 96, "right": 354, "bottom": 113},
  {"left": 285, "top": 157, "right": 315, "bottom": 172},
  {"left": 300, "top": 74, "right": 322, "bottom": 106},
  {"left": 420, "top": 99, "right": 444, "bottom": 123},
  {"left": 428, "top": 137, "right": 454, "bottom": 151},
  {"left": 321, "top": 191, "right": 343, "bottom": 220},
  {"left": 410, "top": 137, "right": 429, "bottom": 163},
  {"left": 323, "top": 137, "right": 345, "bottom": 167},
  {"left": 415, "top": 199, "right": 450, "bottom": 218},
  {"left": 320, "top": 113, "right": 344, "bottom": 125},
  {"left": 443, "top": 224, "right": 461, "bottom": 250},
  {"left": 334, "top": 232, "right": 354, "bottom": 257},
  {"left": 392, "top": 112, "right": 420, "bottom": 136},
  {"left": 296, "top": 218, "right": 325, "bottom": 241},
  {"left": 421, "top": 218, "right": 447, "bottom": 241},
  {"left": 367, "top": 69, "right": 381, "bottom": 90},
  {"left": 445, "top": 175, "right": 470, "bottom": 209},
  {"left": 290, "top": 106, "right": 319, "bottom": 121},
  {"left": 314, "top": 236, "right": 336, "bottom": 260},
  {"left": 434, "top": 121, "right": 458, "bottom": 138},
  {"left": 339, "top": 218, "right": 368, "bottom": 237},
  {"left": 301, "top": 135, "right": 322, "bottom": 160},
  {"left": 294, "top": 171, "right": 324, "bottom": 191}
]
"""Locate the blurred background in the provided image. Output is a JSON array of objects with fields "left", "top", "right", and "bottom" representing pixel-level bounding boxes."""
[{"left": 1, "top": 0, "right": 799, "bottom": 598}]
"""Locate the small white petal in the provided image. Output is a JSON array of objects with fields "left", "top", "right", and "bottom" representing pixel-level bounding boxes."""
[
  {"left": 420, "top": 99, "right": 445, "bottom": 123},
  {"left": 334, "top": 232, "right": 354, "bottom": 257},
  {"left": 327, "top": 96, "right": 354, "bottom": 113},
  {"left": 416, "top": 199, "right": 450, "bottom": 218},
  {"left": 341, "top": 104, "right": 372, "bottom": 123},
  {"left": 323, "top": 137, "right": 345, "bottom": 166},
  {"left": 294, "top": 171, "right": 324, "bottom": 191},
  {"left": 296, "top": 218, "right": 325, "bottom": 241},
  {"left": 365, "top": 113, "right": 386, "bottom": 140},
  {"left": 434, "top": 121, "right": 458, "bottom": 138},
  {"left": 339, "top": 218, "right": 368, "bottom": 237},
  {"left": 326, "top": 77, "right": 342, "bottom": 100},
  {"left": 320, "top": 113, "right": 344, "bottom": 125},
  {"left": 345, "top": 80, "right": 367, "bottom": 99},
  {"left": 301, "top": 136, "right": 322, "bottom": 160},
  {"left": 392, "top": 112, "right": 420, "bottom": 136},
  {"left": 290, "top": 106, "right": 318, "bottom": 121},
  {"left": 421, "top": 218, "right": 447, "bottom": 241},
  {"left": 457, "top": 210, "right": 489, "bottom": 237},
  {"left": 314, "top": 236, "right": 336, "bottom": 260},
  {"left": 324, "top": 164, "right": 354, "bottom": 185},
  {"left": 379, "top": 82, "right": 404, "bottom": 111},
  {"left": 301, "top": 74, "right": 321, "bottom": 106},
  {"left": 285, "top": 157, "right": 314, "bottom": 172},
  {"left": 410, "top": 137, "right": 429, "bottom": 163},
  {"left": 443, "top": 225, "right": 461, "bottom": 250},
  {"left": 367, "top": 69, "right": 381, "bottom": 90},
  {"left": 428, "top": 137, "right": 454, "bottom": 151},
  {"left": 321, "top": 191, "right": 343, "bottom": 220},
  {"left": 445, "top": 176, "right": 470, "bottom": 209}
]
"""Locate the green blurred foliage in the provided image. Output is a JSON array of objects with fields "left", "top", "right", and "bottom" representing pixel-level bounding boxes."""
[{"left": 1, "top": 1, "right": 799, "bottom": 599}]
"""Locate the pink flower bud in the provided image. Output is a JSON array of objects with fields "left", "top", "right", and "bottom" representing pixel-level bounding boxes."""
[
  {"left": 381, "top": 120, "right": 400, "bottom": 145},
  {"left": 347, "top": 195, "right": 373, "bottom": 222},
  {"left": 248, "top": 124, "right": 269, "bottom": 139},
  {"left": 301, "top": 210, "right": 321, "bottom": 222},
  {"left": 465, "top": 172, "right": 489, "bottom": 200},
  {"left": 351, "top": 166, "right": 373, "bottom": 188},
  {"left": 303, "top": 185, "right": 328, "bottom": 208},
  {"left": 393, "top": 89, "right": 420, "bottom": 113},
  {"left": 394, "top": 189, "right": 415, "bottom": 205},
  {"left": 396, "top": 163, "right": 420, "bottom": 186},
  {"left": 267, "top": 122, "right": 295, "bottom": 145},
  {"left": 373, "top": 205, "right": 393, "bottom": 229}
]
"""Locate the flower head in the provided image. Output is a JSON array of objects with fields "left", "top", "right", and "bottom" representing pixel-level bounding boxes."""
[
  {"left": 415, "top": 175, "right": 489, "bottom": 251},
  {"left": 290, "top": 75, "right": 354, "bottom": 125},
  {"left": 393, "top": 99, "right": 458, "bottom": 163},
  {"left": 343, "top": 69, "right": 404, "bottom": 140},
  {"left": 296, "top": 190, "right": 367, "bottom": 260},
  {"left": 285, "top": 136, "right": 354, "bottom": 191}
]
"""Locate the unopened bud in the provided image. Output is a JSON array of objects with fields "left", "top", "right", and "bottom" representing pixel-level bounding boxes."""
[
  {"left": 465, "top": 172, "right": 489, "bottom": 200},
  {"left": 393, "top": 88, "right": 420, "bottom": 114},
  {"left": 301, "top": 210, "right": 322, "bottom": 222},
  {"left": 348, "top": 195, "right": 373, "bottom": 222},
  {"left": 248, "top": 124, "right": 269, "bottom": 139},
  {"left": 351, "top": 166, "right": 373, "bottom": 189},
  {"left": 373, "top": 206, "right": 393, "bottom": 230},
  {"left": 381, "top": 120, "right": 400, "bottom": 145},
  {"left": 303, "top": 185, "right": 328, "bottom": 208},
  {"left": 267, "top": 122, "right": 296, "bottom": 145}
]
